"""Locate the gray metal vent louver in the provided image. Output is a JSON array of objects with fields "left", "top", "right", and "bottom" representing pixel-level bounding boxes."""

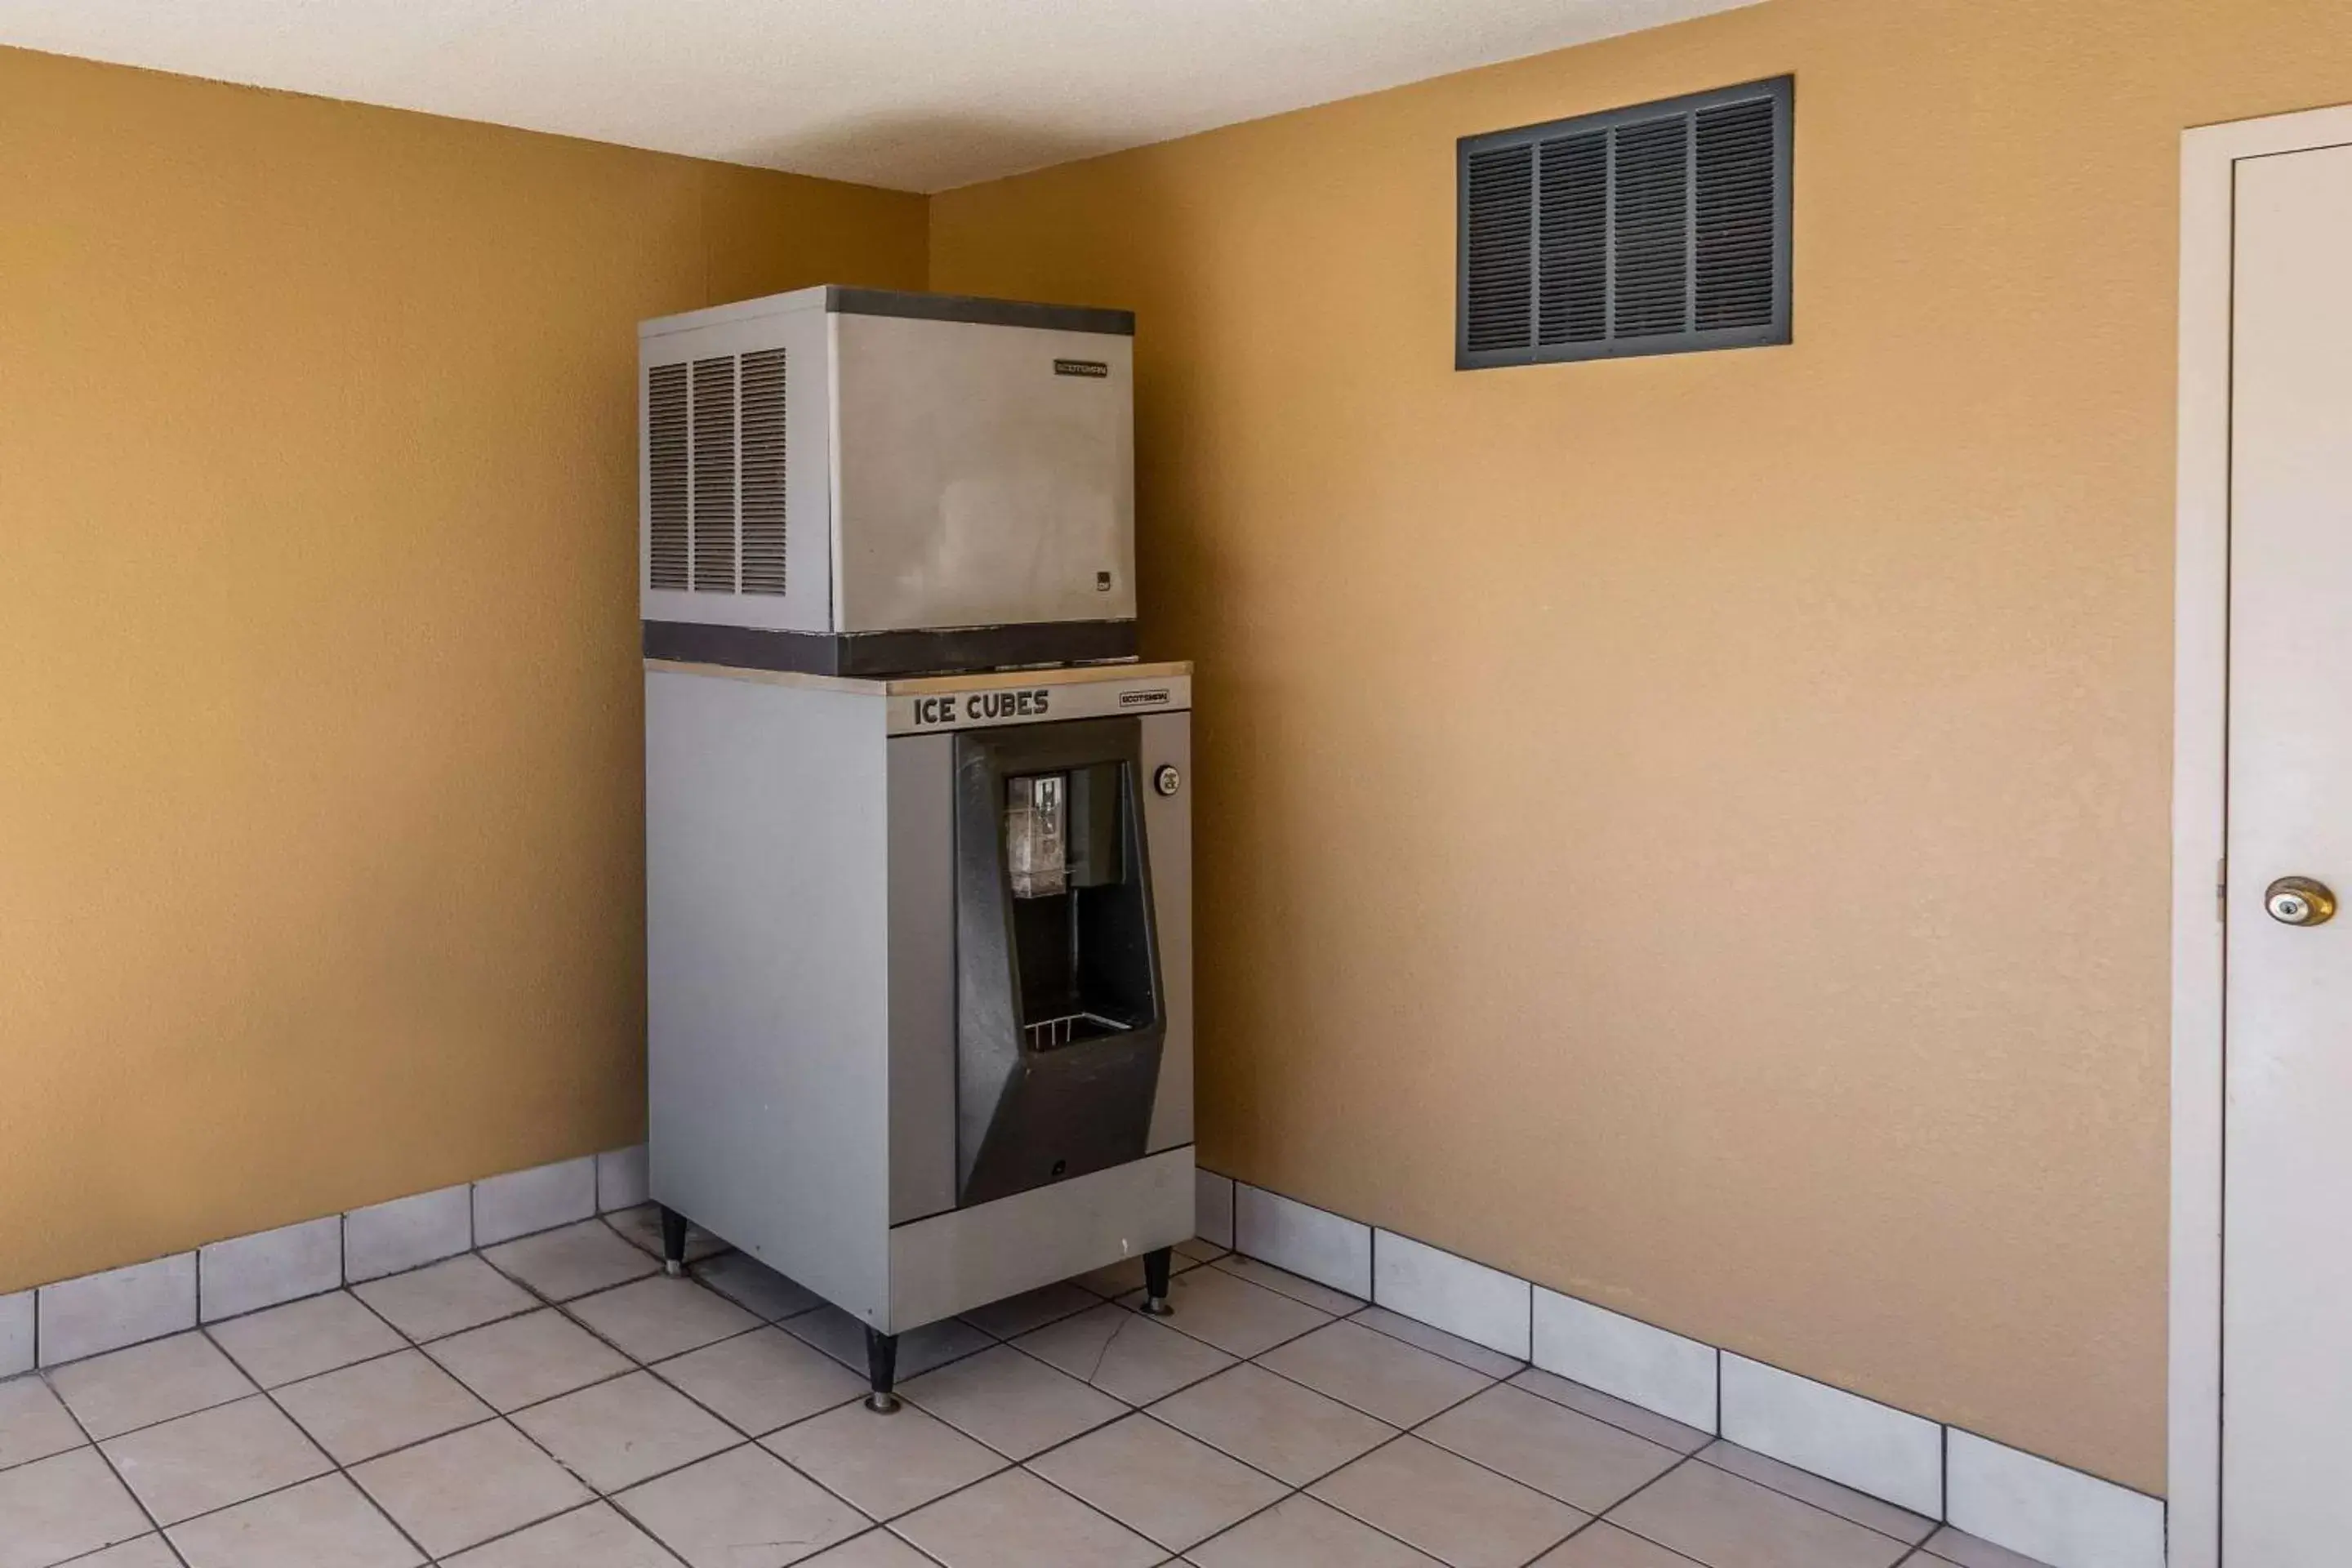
[
  {"left": 648, "top": 350, "right": 790, "bottom": 597},
  {"left": 1458, "top": 77, "right": 1792, "bottom": 369},
  {"left": 690, "top": 357, "right": 737, "bottom": 592},
  {"left": 738, "top": 348, "right": 788, "bottom": 595},
  {"left": 647, "top": 363, "right": 689, "bottom": 590}
]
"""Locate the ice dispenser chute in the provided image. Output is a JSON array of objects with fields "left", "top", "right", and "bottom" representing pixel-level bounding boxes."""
[{"left": 956, "top": 718, "right": 1165, "bottom": 1207}]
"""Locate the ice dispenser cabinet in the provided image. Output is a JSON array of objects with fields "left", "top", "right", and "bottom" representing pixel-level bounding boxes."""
[
  {"left": 642, "top": 285, "right": 1192, "bottom": 1414},
  {"left": 956, "top": 719, "right": 1165, "bottom": 1208}
]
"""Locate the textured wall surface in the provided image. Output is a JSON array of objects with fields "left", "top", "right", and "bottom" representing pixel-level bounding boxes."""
[
  {"left": 0, "top": 46, "right": 924, "bottom": 1295},
  {"left": 931, "top": 0, "right": 2352, "bottom": 1493},
  {"left": 13, "top": 0, "right": 2352, "bottom": 1495}
]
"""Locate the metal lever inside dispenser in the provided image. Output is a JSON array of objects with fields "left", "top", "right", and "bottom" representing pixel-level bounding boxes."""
[{"left": 1007, "top": 775, "right": 1068, "bottom": 898}]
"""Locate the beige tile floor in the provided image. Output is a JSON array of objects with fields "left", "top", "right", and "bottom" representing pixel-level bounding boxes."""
[{"left": 0, "top": 1211, "right": 2056, "bottom": 1568}]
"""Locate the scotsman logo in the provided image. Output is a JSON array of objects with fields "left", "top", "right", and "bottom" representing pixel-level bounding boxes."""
[{"left": 1119, "top": 688, "right": 1172, "bottom": 708}]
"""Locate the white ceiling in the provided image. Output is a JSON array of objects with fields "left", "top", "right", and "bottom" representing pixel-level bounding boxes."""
[{"left": 0, "top": 0, "right": 1761, "bottom": 192}]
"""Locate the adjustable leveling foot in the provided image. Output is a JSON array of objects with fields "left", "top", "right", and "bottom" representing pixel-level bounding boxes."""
[
  {"left": 1141, "top": 1245, "right": 1175, "bottom": 1316},
  {"left": 865, "top": 1326, "right": 901, "bottom": 1414},
  {"left": 658, "top": 1205, "right": 688, "bottom": 1278}
]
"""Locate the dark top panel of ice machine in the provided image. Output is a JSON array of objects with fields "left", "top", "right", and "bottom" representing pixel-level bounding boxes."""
[{"left": 823, "top": 287, "right": 1134, "bottom": 338}]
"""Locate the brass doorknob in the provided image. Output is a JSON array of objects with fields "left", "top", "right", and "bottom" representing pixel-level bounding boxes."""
[{"left": 2265, "top": 876, "right": 2337, "bottom": 927}]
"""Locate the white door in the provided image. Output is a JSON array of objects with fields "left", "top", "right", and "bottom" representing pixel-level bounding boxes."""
[{"left": 2223, "top": 138, "right": 2352, "bottom": 1561}]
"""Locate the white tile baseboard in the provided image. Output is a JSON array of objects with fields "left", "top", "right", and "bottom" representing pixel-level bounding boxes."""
[
  {"left": 342, "top": 1183, "right": 473, "bottom": 1283},
  {"left": 1722, "top": 1352, "right": 1944, "bottom": 1519},
  {"left": 1194, "top": 1169, "right": 1235, "bottom": 1250},
  {"left": 9, "top": 1143, "right": 648, "bottom": 1370},
  {"left": 471, "top": 1156, "right": 597, "bottom": 1247},
  {"left": 1531, "top": 1284, "right": 1719, "bottom": 1434},
  {"left": 1948, "top": 1428, "right": 2166, "bottom": 1568},
  {"left": 0, "top": 1291, "right": 32, "bottom": 1377},
  {"left": 38, "top": 1253, "right": 196, "bottom": 1366},
  {"left": 1210, "top": 1167, "right": 2162, "bottom": 1568},
  {"left": 7, "top": 1148, "right": 2163, "bottom": 1568},
  {"left": 1234, "top": 1183, "right": 1371, "bottom": 1299},
  {"left": 198, "top": 1216, "right": 342, "bottom": 1323},
  {"left": 1374, "top": 1230, "right": 1530, "bottom": 1361},
  {"left": 597, "top": 1145, "right": 651, "bottom": 1213}
]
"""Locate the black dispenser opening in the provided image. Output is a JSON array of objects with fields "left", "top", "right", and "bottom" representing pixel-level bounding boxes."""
[
  {"left": 955, "top": 719, "right": 1166, "bottom": 1206},
  {"left": 1005, "top": 762, "right": 1154, "bottom": 1051}
]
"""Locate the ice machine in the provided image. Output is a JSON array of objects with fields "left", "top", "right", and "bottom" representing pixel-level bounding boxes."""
[
  {"left": 637, "top": 284, "right": 1138, "bottom": 679},
  {"left": 640, "top": 287, "right": 1193, "bottom": 1411}
]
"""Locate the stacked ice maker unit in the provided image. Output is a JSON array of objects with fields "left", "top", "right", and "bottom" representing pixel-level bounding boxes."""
[
  {"left": 640, "top": 287, "right": 1193, "bottom": 1410},
  {"left": 638, "top": 285, "right": 1139, "bottom": 679}
]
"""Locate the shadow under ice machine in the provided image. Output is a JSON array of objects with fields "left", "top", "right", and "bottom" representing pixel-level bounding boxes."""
[{"left": 639, "top": 287, "right": 1194, "bottom": 1410}]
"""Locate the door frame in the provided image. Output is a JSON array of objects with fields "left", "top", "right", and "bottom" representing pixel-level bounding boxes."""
[{"left": 2172, "top": 100, "right": 2352, "bottom": 1568}]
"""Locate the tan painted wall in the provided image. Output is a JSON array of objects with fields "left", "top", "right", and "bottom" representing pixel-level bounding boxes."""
[
  {"left": 0, "top": 47, "right": 926, "bottom": 1296},
  {"left": 931, "top": 0, "right": 2352, "bottom": 1492}
]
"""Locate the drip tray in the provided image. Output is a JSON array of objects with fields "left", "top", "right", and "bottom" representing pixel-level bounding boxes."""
[{"left": 1024, "top": 1012, "right": 1134, "bottom": 1051}]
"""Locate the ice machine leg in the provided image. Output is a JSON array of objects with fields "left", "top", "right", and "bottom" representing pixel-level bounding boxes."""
[
  {"left": 658, "top": 1206, "right": 689, "bottom": 1278},
  {"left": 1142, "top": 1247, "right": 1174, "bottom": 1316},
  {"left": 864, "top": 1327, "right": 901, "bottom": 1414}
]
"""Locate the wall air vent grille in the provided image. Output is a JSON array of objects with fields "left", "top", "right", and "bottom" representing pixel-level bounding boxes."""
[
  {"left": 1463, "top": 144, "right": 1535, "bottom": 354},
  {"left": 1457, "top": 76, "right": 1792, "bottom": 369},
  {"left": 646, "top": 363, "right": 689, "bottom": 590},
  {"left": 737, "top": 348, "right": 788, "bottom": 595}
]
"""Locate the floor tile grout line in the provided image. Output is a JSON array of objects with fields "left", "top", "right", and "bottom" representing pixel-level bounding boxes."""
[
  {"left": 22, "top": 1222, "right": 791, "bottom": 1563},
  {"left": 931, "top": 1283, "right": 1517, "bottom": 1524},
  {"left": 83, "top": 1267, "right": 763, "bottom": 1550},
  {"left": 34, "top": 1359, "right": 197, "bottom": 1568},
  {"left": 985, "top": 1311, "right": 1236, "bottom": 1411},
  {"left": 1205, "top": 1252, "right": 1370, "bottom": 1315},
  {"left": 49, "top": 1538, "right": 181, "bottom": 1568},
  {"left": 1106, "top": 1338, "right": 1523, "bottom": 1566},
  {"left": 779, "top": 1250, "right": 1967, "bottom": 1565},
  {"left": 131, "top": 1376, "right": 839, "bottom": 1563},
  {"left": 439, "top": 1438, "right": 706, "bottom": 1568},
  {"left": 750, "top": 1327, "right": 1196, "bottom": 1548},
  {"left": 1593, "top": 1448, "right": 1921, "bottom": 1568},
  {"left": 999, "top": 1444, "right": 1200, "bottom": 1558},
  {"left": 1102, "top": 1450, "right": 1347, "bottom": 1563},
  {"left": 77, "top": 1337, "right": 450, "bottom": 1558},
  {"left": 595, "top": 1430, "right": 875, "bottom": 1568},
  {"left": 1579, "top": 1451, "right": 1711, "bottom": 1558},
  {"left": 1508, "top": 1364, "right": 1716, "bottom": 1453},
  {"left": 1348, "top": 1302, "right": 1530, "bottom": 1379},
  {"left": 632, "top": 1339, "right": 868, "bottom": 1441},
  {"left": 488, "top": 1253, "right": 947, "bottom": 1561},
  {"left": 439, "top": 1497, "right": 693, "bottom": 1568},
  {"left": 1548, "top": 1500, "right": 1717, "bottom": 1568},
  {"left": 1207, "top": 1244, "right": 1694, "bottom": 1446},
  {"left": 245, "top": 1348, "right": 443, "bottom": 1567},
  {"left": 510, "top": 1259, "right": 874, "bottom": 1564},
  {"left": 45, "top": 1285, "right": 474, "bottom": 1450},
  {"left": 1142, "top": 1320, "right": 1701, "bottom": 1567},
  {"left": 1401, "top": 1381, "right": 1702, "bottom": 1528},
  {"left": 9, "top": 1241, "right": 1354, "bottom": 1476},
  {"left": 1100, "top": 1279, "right": 1343, "bottom": 1365},
  {"left": 30, "top": 1236, "right": 2025, "bottom": 1568},
  {"left": 1241, "top": 1400, "right": 1553, "bottom": 1565},
  {"left": 1503, "top": 1362, "right": 1961, "bottom": 1556},
  {"left": 506, "top": 1250, "right": 998, "bottom": 1539},
  {"left": 1677, "top": 1441, "right": 1940, "bottom": 1550}
]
